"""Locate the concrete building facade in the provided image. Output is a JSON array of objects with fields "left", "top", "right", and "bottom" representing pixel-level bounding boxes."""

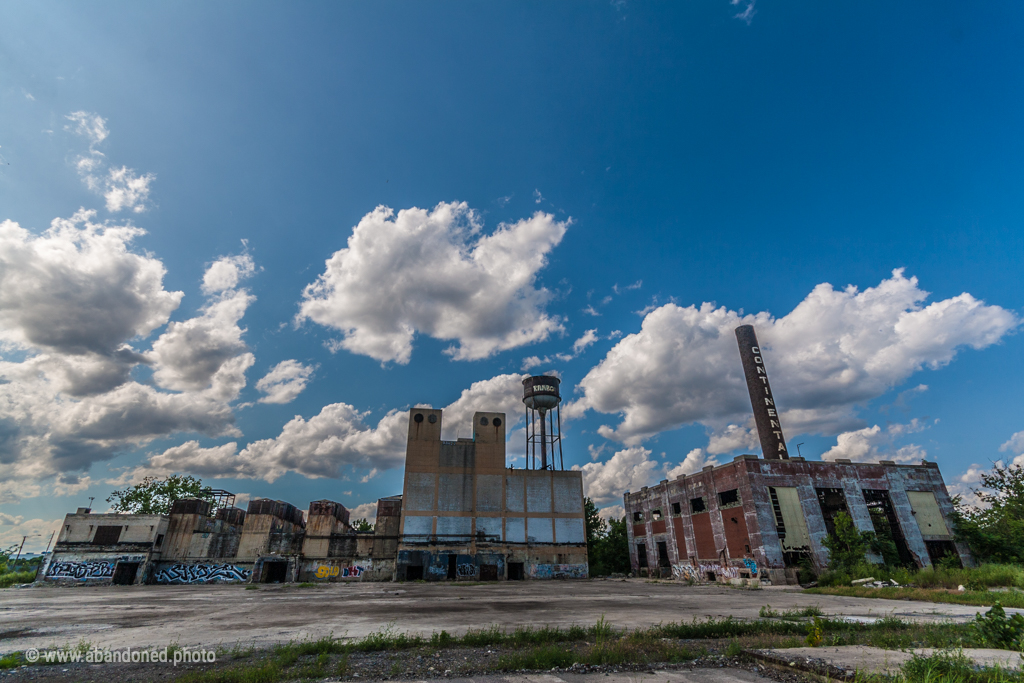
[{"left": 397, "top": 407, "right": 588, "bottom": 581}]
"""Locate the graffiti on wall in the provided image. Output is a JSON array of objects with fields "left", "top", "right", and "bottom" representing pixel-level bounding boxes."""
[
  {"left": 154, "top": 563, "right": 252, "bottom": 584},
  {"left": 456, "top": 562, "right": 478, "bottom": 578},
  {"left": 529, "top": 563, "right": 588, "bottom": 579},
  {"left": 47, "top": 560, "right": 115, "bottom": 580},
  {"left": 671, "top": 561, "right": 760, "bottom": 581}
]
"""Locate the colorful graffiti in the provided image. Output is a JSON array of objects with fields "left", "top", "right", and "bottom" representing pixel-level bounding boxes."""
[
  {"left": 342, "top": 565, "right": 367, "bottom": 578},
  {"left": 154, "top": 563, "right": 251, "bottom": 584},
  {"left": 671, "top": 561, "right": 759, "bottom": 581},
  {"left": 47, "top": 560, "right": 115, "bottom": 580},
  {"left": 316, "top": 565, "right": 340, "bottom": 579},
  {"left": 529, "top": 563, "right": 588, "bottom": 579}
]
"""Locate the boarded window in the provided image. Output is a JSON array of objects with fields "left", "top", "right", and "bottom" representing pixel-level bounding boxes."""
[
  {"left": 907, "top": 491, "right": 951, "bottom": 538},
  {"left": 93, "top": 526, "right": 122, "bottom": 545},
  {"left": 690, "top": 497, "right": 706, "bottom": 513}
]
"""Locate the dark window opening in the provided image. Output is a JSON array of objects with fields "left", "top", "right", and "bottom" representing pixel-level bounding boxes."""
[
  {"left": 112, "top": 562, "right": 139, "bottom": 586},
  {"left": 815, "top": 488, "right": 849, "bottom": 537},
  {"left": 690, "top": 497, "right": 706, "bottom": 514},
  {"left": 745, "top": 544, "right": 750, "bottom": 553},
  {"left": 262, "top": 561, "right": 288, "bottom": 583},
  {"left": 93, "top": 525, "right": 122, "bottom": 545},
  {"left": 508, "top": 562, "right": 524, "bottom": 580},
  {"left": 657, "top": 541, "right": 670, "bottom": 567},
  {"left": 492, "top": 417, "right": 501, "bottom": 427},
  {"left": 862, "top": 489, "right": 916, "bottom": 567},
  {"left": 414, "top": 413, "right": 424, "bottom": 423},
  {"left": 405, "top": 565, "right": 424, "bottom": 581},
  {"left": 636, "top": 543, "right": 648, "bottom": 568},
  {"left": 672, "top": 502, "right": 682, "bottom": 515},
  {"left": 718, "top": 489, "right": 740, "bottom": 507},
  {"left": 154, "top": 534, "right": 164, "bottom": 548},
  {"left": 447, "top": 554, "right": 457, "bottom": 580},
  {"left": 651, "top": 509, "right": 663, "bottom": 521},
  {"left": 633, "top": 511, "right": 644, "bottom": 522},
  {"left": 783, "top": 550, "right": 811, "bottom": 569},
  {"left": 925, "top": 541, "right": 961, "bottom": 568},
  {"left": 706, "top": 571, "right": 716, "bottom": 581}
]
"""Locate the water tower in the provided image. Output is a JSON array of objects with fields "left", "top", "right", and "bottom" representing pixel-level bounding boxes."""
[{"left": 522, "top": 375, "right": 564, "bottom": 470}]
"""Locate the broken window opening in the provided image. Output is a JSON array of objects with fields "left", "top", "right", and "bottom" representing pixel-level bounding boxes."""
[
  {"left": 651, "top": 509, "right": 663, "bottom": 521},
  {"left": 633, "top": 511, "right": 644, "bottom": 522},
  {"left": 815, "top": 487, "right": 849, "bottom": 537},
  {"left": 862, "top": 489, "right": 916, "bottom": 567},
  {"left": 718, "top": 489, "right": 740, "bottom": 507},
  {"left": 690, "top": 497, "right": 706, "bottom": 514},
  {"left": 672, "top": 502, "right": 682, "bottom": 515}
]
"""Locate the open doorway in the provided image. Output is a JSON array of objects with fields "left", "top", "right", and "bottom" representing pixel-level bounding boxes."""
[
  {"left": 447, "top": 554, "right": 457, "bottom": 580},
  {"left": 507, "top": 562, "right": 524, "bottom": 580},
  {"left": 112, "top": 562, "right": 139, "bottom": 585},
  {"left": 262, "top": 561, "right": 288, "bottom": 583},
  {"left": 405, "top": 565, "right": 424, "bottom": 580}
]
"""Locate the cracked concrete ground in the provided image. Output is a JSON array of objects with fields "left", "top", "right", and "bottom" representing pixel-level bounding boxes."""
[{"left": 0, "top": 579, "right": 998, "bottom": 655}]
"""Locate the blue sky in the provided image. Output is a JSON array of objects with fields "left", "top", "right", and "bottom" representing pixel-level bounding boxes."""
[{"left": 2, "top": 1, "right": 1024, "bottom": 551}]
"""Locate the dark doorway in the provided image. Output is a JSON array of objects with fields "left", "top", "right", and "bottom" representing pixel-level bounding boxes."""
[
  {"left": 405, "top": 565, "right": 424, "bottom": 581},
  {"left": 262, "top": 561, "right": 287, "bottom": 583},
  {"left": 508, "top": 562, "right": 524, "bottom": 580},
  {"left": 925, "top": 541, "right": 961, "bottom": 567},
  {"left": 636, "top": 543, "right": 648, "bottom": 568},
  {"left": 815, "top": 488, "right": 849, "bottom": 536},
  {"left": 447, "top": 554, "right": 457, "bottom": 580},
  {"left": 111, "top": 562, "right": 139, "bottom": 585},
  {"left": 657, "top": 541, "right": 670, "bottom": 568},
  {"left": 862, "top": 489, "right": 916, "bottom": 567},
  {"left": 480, "top": 564, "right": 498, "bottom": 581}
]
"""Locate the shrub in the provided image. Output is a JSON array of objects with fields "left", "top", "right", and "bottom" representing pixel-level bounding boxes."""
[{"left": 974, "top": 602, "right": 1024, "bottom": 650}]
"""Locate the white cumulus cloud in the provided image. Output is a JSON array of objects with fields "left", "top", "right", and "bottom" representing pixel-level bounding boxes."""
[
  {"left": 820, "top": 420, "right": 929, "bottom": 463},
  {"left": 297, "top": 202, "right": 568, "bottom": 364},
  {"left": 256, "top": 360, "right": 316, "bottom": 404},
  {"left": 571, "top": 270, "right": 1018, "bottom": 447}
]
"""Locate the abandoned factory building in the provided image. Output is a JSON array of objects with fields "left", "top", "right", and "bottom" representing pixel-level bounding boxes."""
[
  {"left": 624, "top": 324, "right": 969, "bottom": 585},
  {"left": 39, "top": 376, "right": 587, "bottom": 586}
]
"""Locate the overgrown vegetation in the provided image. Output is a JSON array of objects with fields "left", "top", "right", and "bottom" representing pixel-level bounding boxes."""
[
  {"left": 350, "top": 518, "right": 373, "bottom": 532},
  {"left": 953, "top": 462, "right": 1024, "bottom": 564},
  {"left": 107, "top": 474, "right": 217, "bottom": 515},
  {"left": 584, "top": 497, "right": 631, "bottom": 576},
  {"left": 806, "top": 584, "right": 1024, "bottom": 608},
  {"left": 0, "top": 543, "right": 41, "bottom": 587}
]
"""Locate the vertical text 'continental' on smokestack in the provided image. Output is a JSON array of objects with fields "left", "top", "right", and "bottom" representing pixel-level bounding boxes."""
[{"left": 734, "top": 325, "right": 789, "bottom": 460}]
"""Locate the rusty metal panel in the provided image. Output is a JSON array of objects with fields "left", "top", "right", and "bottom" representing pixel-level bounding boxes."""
[
  {"left": 721, "top": 508, "right": 750, "bottom": 558},
  {"left": 691, "top": 513, "right": 717, "bottom": 559},
  {"left": 671, "top": 517, "right": 687, "bottom": 558},
  {"left": 652, "top": 520, "right": 667, "bottom": 534},
  {"left": 632, "top": 523, "right": 646, "bottom": 538}
]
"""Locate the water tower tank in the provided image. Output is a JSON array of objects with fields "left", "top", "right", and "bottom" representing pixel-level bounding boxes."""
[{"left": 523, "top": 376, "right": 561, "bottom": 411}]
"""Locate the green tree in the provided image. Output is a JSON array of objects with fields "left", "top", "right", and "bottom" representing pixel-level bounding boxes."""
[
  {"left": 594, "top": 515, "right": 631, "bottom": 575},
  {"left": 822, "top": 511, "right": 873, "bottom": 573},
  {"left": 351, "top": 518, "right": 374, "bottom": 532},
  {"left": 584, "top": 496, "right": 607, "bottom": 561},
  {"left": 953, "top": 462, "right": 1024, "bottom": 563},
  {"left": 106, "top": 475, "right": 215, "bottom": 515}
]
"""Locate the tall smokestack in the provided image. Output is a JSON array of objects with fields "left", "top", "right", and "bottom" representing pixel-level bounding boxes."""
[{"left": 735, "top": 325, "right": 789, "bottom": 460}]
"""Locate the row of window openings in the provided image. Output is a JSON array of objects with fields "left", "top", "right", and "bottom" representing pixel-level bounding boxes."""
[{"left": 632, "top": 489, "right": 741, "bottom": 522}]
